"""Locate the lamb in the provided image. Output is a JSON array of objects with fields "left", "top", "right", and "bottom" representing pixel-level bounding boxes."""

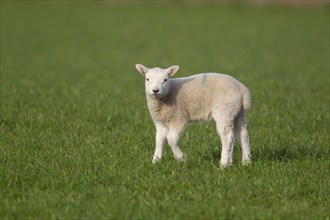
[{"left": 135, "top": 64, "right": 252, "bottom": 167}]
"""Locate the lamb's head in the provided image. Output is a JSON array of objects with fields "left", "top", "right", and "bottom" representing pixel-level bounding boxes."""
[{"left": 135, "top": 64, "right": 179, "bottom": 99}]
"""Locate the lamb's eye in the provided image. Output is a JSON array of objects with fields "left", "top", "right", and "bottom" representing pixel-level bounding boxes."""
[
  {"left": 163, "top": 79, "right": 167, "bottom": 83},
  {"left": 146, "top": 78, "right": 149, "bottom": 81}
]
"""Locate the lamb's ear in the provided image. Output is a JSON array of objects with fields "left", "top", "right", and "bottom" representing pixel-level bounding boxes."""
[
  {"left": 135, "top": 64, "right": 149, "bottom": 75},
  {"left": 166, "top": 65, "right": 180, "bottom": 76}
]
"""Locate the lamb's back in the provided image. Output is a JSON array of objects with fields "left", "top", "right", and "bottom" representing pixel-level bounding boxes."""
[
  {"left": 167, "top": 73, "right": 245, "bottom": 122},
  {"left": 170, "top": 73, "right": 244, "bottom": 103}
]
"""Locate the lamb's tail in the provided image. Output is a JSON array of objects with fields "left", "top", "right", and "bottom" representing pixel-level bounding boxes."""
[{"left": 242, "top": 88, "right": 252, "bottom": 110}]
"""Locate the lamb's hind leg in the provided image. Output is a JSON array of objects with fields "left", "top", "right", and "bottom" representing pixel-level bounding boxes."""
[
  {"left": 234, "top": 110, "right": 251, "bottom": 165},
  {"left": 167, "top": 122, "right": 186, "bottom": 161},
  {"left": 215, "top": 118, "right": 235, "bottom": 168}
]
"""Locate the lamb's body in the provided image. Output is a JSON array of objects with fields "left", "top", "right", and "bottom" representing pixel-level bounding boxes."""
[
  {"left": 136, "top": 64, "right": 252, "bottom": 167},
  {"left": 147, "top": 73, "right": 251, "bottom": 124}
]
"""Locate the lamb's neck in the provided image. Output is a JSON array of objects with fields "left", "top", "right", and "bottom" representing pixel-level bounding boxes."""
[
  {"left": 146, "top": 95, "right": 166, "bottom": 112},
  {"left": 146, "top": 94, "right": 175, "bottom": 121}
]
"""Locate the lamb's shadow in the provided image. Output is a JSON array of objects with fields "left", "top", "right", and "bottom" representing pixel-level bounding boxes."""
[
  {"left": 254, "top": 146, "right": 327, "bottom": 162},
  {"left": 201, "top": 144, "right": 327, "bottom": 164}
]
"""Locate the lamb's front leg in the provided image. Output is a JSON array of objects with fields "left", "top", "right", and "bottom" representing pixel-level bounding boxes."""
[
  {"left": 167, "top": 123, "right": 185, "bottom": 161},
  {"left": 152, "top": 122, "right": 168, "bottom": 163}
]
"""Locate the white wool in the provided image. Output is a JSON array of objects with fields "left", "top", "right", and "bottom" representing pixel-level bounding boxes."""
[{"left": 135, "top": 64, "right": 252, "bottom": 167}]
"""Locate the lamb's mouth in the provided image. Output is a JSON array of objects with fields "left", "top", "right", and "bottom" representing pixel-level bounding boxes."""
[{"left": 153, "top": 93, "right": 162, "bottom": 98}]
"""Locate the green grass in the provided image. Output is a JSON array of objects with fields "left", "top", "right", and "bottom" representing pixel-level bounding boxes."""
[{"left": 1, "top": 2, "right": 329, "bottom": 219}]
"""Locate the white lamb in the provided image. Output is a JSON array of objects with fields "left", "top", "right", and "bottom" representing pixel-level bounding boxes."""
[{"left": 135, "top": 64, "right": 252, "bottom": 167}]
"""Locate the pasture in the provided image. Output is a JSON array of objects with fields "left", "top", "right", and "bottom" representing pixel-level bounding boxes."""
[{"left": 1, "top": 2, "right": 329, "bottom": 219}]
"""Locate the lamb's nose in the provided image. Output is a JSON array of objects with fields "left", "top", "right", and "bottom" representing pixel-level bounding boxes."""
[{"left": 152, "top": 89, "right": 159, "bottom": 94}]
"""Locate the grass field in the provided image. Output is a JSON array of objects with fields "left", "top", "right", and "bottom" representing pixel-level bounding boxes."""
[{"left": 1, "top": 2, "right": 329, "bottom": 219}]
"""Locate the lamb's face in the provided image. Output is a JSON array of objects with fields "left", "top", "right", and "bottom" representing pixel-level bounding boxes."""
[
  {"left": 145, "top": 69, "right": 170, "bottom": 98},
  {"left": 135, "top": 64, "right": 180, "bottom": 99}
]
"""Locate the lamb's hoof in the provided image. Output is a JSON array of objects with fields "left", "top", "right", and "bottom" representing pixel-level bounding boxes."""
[
  {"left": 176, "top": 153, "right": 186, "bottom": 162},
  {"left": 220, "top": 162, "right": 232, "bottom": 169},
  {"left": 152, "top": 156, "right": 161, "bottom": 164},
  {"left": 242, "top": 159, "right": 252, "bottom": 166}
]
